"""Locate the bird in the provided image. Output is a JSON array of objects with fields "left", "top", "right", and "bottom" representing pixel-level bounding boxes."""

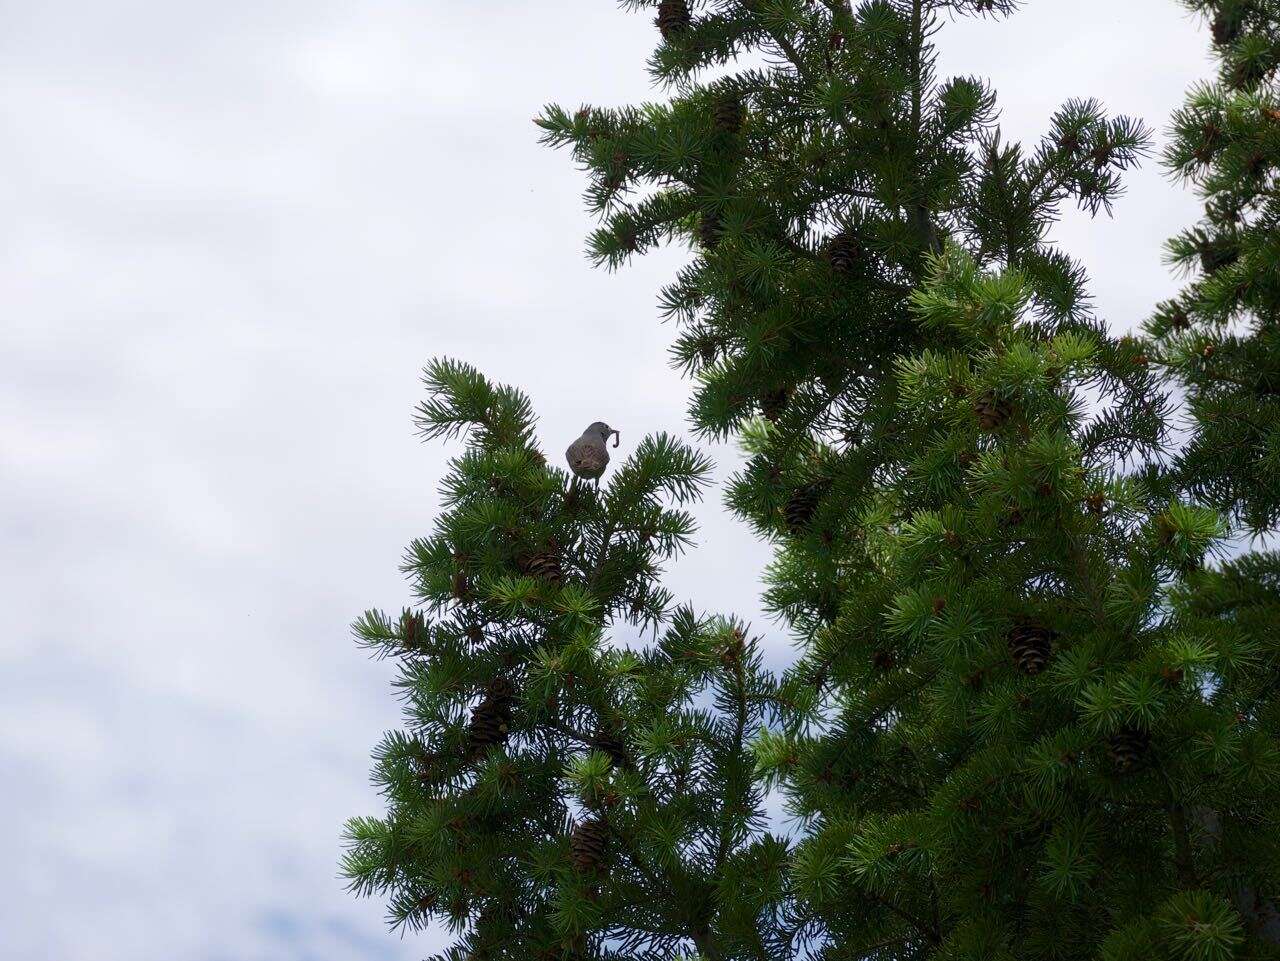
[{"left": 566, "top": 422, "right": 620, "bottom": 487}]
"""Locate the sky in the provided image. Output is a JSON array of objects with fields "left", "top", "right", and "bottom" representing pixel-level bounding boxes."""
[{"left": 0, "top": 2, "right": 1213, "bottom": 958}]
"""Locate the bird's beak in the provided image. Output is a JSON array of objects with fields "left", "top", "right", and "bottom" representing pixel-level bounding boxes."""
[{"left": 611, "top": 430, "right": 621, "bottom": 448}]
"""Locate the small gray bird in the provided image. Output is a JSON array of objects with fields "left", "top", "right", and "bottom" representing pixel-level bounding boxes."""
[{"left": 566, "top": 421, "right": 620, "bottom": 486}]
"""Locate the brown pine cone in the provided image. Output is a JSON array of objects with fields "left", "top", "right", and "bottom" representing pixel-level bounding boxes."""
[
  {"left": 569, "top": 816, "right": 610, "bottom": 875},
  {"left": 518, "top": 544, "right": 564, "bottom": 583},
  {"left": 714, "top": 94, "right": 745, "bottom": 135},
  {"left": 973, "top": 391, "right": 1013, "bottom": 431},
  {"left": 467, "top": 677, "right": 516, "bottom": 755},
  {"left": 825, "top": 231, "right": 861, "bottom": 273},
  {"left": 401, "top": 609, "right": 427, "bottom": 651},
  {"left": 760, "top": 386, "right": 791, "bottom": 422},
  {"left": 784, "top": 481, "right": 827, "bottom": 533},
  {"left": 698, "top": 209, "right": 725, "bottom": 249},
  {"left": 1109, "top": 726, "right": 1151, "bottom": 773},
  {"left": 1007, "top": 620, "right": 1055, "bottom": 675},
  {"left": 657, "top": 0, "right": 691, "bottom": 40}
]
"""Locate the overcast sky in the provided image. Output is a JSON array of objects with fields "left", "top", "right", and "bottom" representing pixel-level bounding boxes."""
[{"left": 0, "top": 2, "right": 1212, "bottom": 958}]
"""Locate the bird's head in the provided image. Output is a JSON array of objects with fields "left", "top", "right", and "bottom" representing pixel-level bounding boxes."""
[{"left": 586, "top": 421, "right": 620, "bottom": 447}]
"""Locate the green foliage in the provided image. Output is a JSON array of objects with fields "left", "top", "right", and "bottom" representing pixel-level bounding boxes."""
[
  {"left": 344, "top": 360, "right": 782, "bottom": 959},
  {"left": 1151, "top": 1, "right": 1280, "bottom": 533},
  {"left": 348, "top": 1, "right": 1280, "bottom": 959}
]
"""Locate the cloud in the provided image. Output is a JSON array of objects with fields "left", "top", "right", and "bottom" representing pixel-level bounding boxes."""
[{"left": 0, "top": 1, "right": 1212, "bottom": 957}]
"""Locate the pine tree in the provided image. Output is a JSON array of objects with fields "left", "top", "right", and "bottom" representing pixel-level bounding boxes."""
[
  {"left": 342, "top": 360, "right": 784, "bottom": 960},
  {"left": 1149, "top": 0, "right": 1280, "bottom": 943},
  {"left": 348, "top": 2, "right": 1280, "bottom": 959},
  {"left": 531, "top": 1, "right": 1280, "bottom": 959},
  {"left": 1152, "top": 0, "right": 1280, "bottom": 535}
]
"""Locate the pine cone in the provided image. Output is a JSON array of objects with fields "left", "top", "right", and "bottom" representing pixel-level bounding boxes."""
[
  {"left": 714, "top": 94, "right": 745, "bottom": 135},
  {"left": 1230, "top": 57, "right": 1269, "bottom": 90},
  {"left": 467, "top": 677, "right": 516, "bottom": 755},
  {"left": 593, "top": 726, "right": 629, "bottom": 768},
  {"left": 451, "top": 570, "right": 471, "bottom": 601},
  {"left": 825, "top": 231, "right": 861, "bottom": 273},
  {"left": 1007, "top": 620, "right": 1054, "bottom": 675},
  {"left": 486, "top": 675, "right": 515, "bottom": 702},
  {"left": 467, "top": 702, "right": 509, "bottom": 753},
  {"left": 616, "top": 223, "right": 639, "bottom": 252},
  {"left": 760, "top": 386, "right": 790, "bottom": 422},
  {"left": 569, "top": 817, "right": 610, "bottom": 874},
  {"left": 401, "top": 609, "right": 427, "bottom": 651},
  {"left": 698, "top": 210, "right": 725, "bottom": 249},
  {"left": 1109, "top": 726, "right": 1150, "bottom": 773},
  {"left": 784, "top": 481, "right": 827, "bottom": 533},
  {"left": 414, "top": 745, "right": 442, "bottom": 784},
  {"left": 817, "top": 591, "right": 839, "bottom": 623},
  {"left": 973, "top": 391, "right": 1013, "bottom": 431},
  {"left": 1212, "top": 9, "right": 1243, "bottom": 46},
  {"left": 1200, "top": 236, "right": 1240, "bottom": 274},
  {"left": 657, "top": 0, "right": 691, "bottom": 40},
  {"left": 1200, "top": 120, "right": 1223, "bottom": 156},
  {"left": 518, "top": 545, "right": 564, "bottom": 584}
]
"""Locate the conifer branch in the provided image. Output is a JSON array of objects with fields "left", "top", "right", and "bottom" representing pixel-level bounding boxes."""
[{"left": 712, "top": 650, "right": 749, "bottom": 879}]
